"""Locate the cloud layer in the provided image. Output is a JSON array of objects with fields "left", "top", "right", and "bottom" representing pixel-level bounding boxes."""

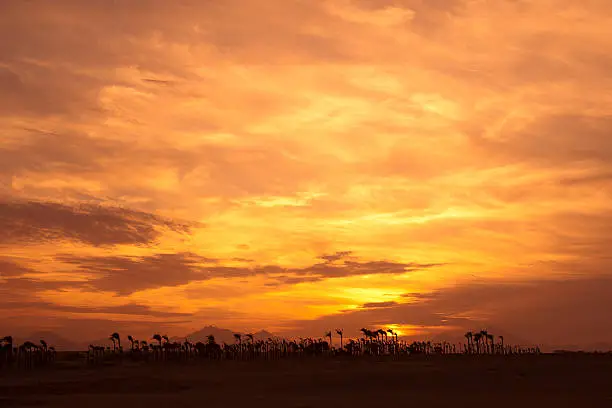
[{"left": 1, "top": 0, "right": 611, "bottom": 345}]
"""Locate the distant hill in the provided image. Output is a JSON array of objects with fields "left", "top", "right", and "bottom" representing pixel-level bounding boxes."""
[
  {"left": 173, "top": 326, "right": 276, "bottom": 344},
  {"left": 545, "top": 342, "right": 612, "bottom": 353},
  {"left": 7, "top": 327, "right": 278, "bottom": 351},
  {"left": 17, "top": 331, "right": 80, "bottom": 351}
]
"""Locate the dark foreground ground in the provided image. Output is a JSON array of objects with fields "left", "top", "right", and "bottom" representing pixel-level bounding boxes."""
[{"left": 1, "top": 354, "right": 611, "bottom": 407}]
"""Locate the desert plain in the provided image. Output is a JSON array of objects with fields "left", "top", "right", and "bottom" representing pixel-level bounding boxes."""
[{"left": 1, "top": 354, "right": 611, "bottom": 407}]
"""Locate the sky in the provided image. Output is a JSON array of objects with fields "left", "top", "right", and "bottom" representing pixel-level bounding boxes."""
[{"left": 1, "top": 0, "right": 612, "bottom": 348}]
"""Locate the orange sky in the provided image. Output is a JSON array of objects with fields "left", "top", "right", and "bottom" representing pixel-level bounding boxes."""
[{"left": 1, "top": 0, "right": 612, "bottom": 347}]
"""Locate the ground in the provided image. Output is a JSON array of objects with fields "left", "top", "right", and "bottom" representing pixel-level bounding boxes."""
[{"left": 1, "top": 354, "right": 611, "bottom": 407}]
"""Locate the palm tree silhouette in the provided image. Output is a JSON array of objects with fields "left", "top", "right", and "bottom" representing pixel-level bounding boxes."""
[
  {"left": 464, "top": 331, "right": 473, "bottom": 354},
  {"left": 324, "top": 331, "right": 332, "bottom": 348},
  {"left": 360, "top": 328, "right": 371, "bottom": 342},
  {"left": 335, "top": 329, "right": 344, "bottom": 349},
  {"left": 388, "top": 329, "right": 398, "bottom": 343},
  {"left": 127, "top": 335, "right": 135, "bottom": 351},
  {"left": 110, "top": 332, "right": 121, "bottom": 352},
  {"left": 1, "top": 336, "right": 14, "bottom": 367},
  {"left": 473, "top": 332, "right": 482, "bottom": 354},
  {"left": 487, "top": 333, "right": 494, "bottom": 354},
  {"left": 152, "top": 333, "right": 162, "bottom": 347},
  {"left": 479, "top": 330, "right": 489, "bottom": 354}
]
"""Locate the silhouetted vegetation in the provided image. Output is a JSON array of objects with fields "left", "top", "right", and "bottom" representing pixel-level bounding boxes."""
[
  {"left": 0, "top": 335, "right": 56, "bottom": 370},
  {"left": 0, "top": 327, "right": 552, "bottom": 371}
]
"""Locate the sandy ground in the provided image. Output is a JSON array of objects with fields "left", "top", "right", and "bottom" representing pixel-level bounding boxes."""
[{"left": 1, "top": 354, "right": 611, "bottom": 407}]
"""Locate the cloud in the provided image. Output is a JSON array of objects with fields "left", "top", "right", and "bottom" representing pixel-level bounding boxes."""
[
  {"left": 0, "top": 64, "right": 106, "bottom": 118},
  {"left": 58, "top": 252, "right": 213, "bottom": 295},
  {"left": 319, "top": 251, "right": 354, "bottom": 263},
  {"left": 58, "top": 251, "right": 438, "bottom": 294},
  {"left": 361, "top": 301, "right": 398, "bottom": 309},
  {"left": 0, "top": 199, "right": 195, "bottom": 246},
  {"left": 294, "top": 259, "right": 440, "bottom": 279},
  {"left": 0, "top": 277, "right": 89, "bottom": 317},
  {"left": 264, "top": 275, "right": 324, "bottom": 287},
  {"left": 0, "top": 130, "right": 121, "bottom": 176},
  {"left": 0, "top": 277, "right": 86, "bottom": 293},
  {"left": 401, "top": 292, "right": 439, "bottom": 301},
  {"left": 0, "top": 258, "right": 35, "bottom": 277},
  {"left": 0, "top": 128, "right": 333, "bottom": 213},
  {"left": 473, "top": 114, "right": 612, "bottom": 167}
]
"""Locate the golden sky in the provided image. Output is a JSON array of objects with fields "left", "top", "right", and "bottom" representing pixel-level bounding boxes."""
[{"left": 1, "top": 0, "right": 612, "bottom": 347}]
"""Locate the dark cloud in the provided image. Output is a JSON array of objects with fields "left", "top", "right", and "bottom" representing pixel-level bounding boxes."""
[
  {"left": 141, "top": 78, "right": 174, "bottom": 85},
  {"left": 264, "top": 275, "right": 323, "bottom": 287},
  {"left": 401, "top": 292, "right": 439, "bottom": 301},
  {"left": 57, "top": 252, "right": 252, "bottom": 295},
  {"left": 319, "top": 251, "right": 354, "bottom": 263},
  {"left": 56, "top": 250, "right": 438, "bottom": 294},
  {"left": 361, "top": 301, "right": 398, "bottom": 309},
  {"left": 263, "top": 254, "right": 440, "bottom": 287},
  {"left": 58, "top": 252, "right": 212, "bottom": 295},
  {"left": 0, "top": 258, "right": 35, "bottom": 278},
  {"left": 0, "top": 199, "right": 195, "bottom": 247},
  {"left": 294, "top": 259, "right": 442, "bottom": 279},
  {"left": 1, "top": 277, "right": 86, "bottom": 293},
  {"left": 58, "top": 252, "right": 283, "bottom": 295}
]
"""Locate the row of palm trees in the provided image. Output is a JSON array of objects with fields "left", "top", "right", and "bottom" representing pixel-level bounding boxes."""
[
  {"left": 87, "top": 332, "right": 330, "bottom": 364},
  {"left": 87, "top": 328, "right": 539, "bottom": 362},
  {"left": 1, "top": 328, "right": 541, "bottom": 370},
  {"left": 0, "top": 336, "right": 56, "bottom": 369},
  {"left": 464, "top": 330, "right": 505, "bottom": 354}
]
